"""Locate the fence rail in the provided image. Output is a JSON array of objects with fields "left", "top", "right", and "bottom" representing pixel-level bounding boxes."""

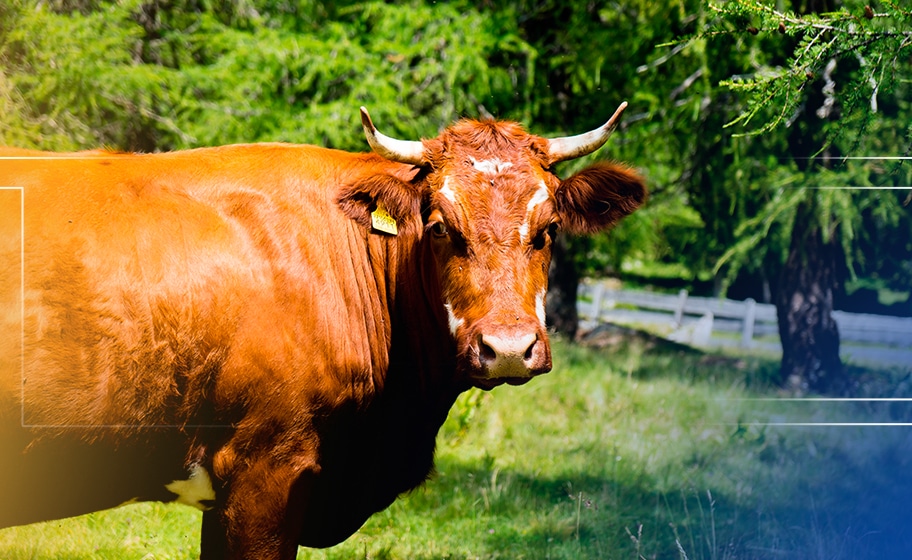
[{"left": 578, "top": 282, "right": 912, "bottom": 358}]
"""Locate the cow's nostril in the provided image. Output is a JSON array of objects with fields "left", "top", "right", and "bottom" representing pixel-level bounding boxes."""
[{"left": 478, "top": 335, "right": 498, "bottom": 365}]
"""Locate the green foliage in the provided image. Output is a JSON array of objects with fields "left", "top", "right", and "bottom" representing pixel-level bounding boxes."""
[
  {"left": 714, "top": 161, "right": 910, "bottom": 291},
  {"left": 707, "top": 1, "right": 912, "bottom": 146},
  {"left": 694, "top": 0, "right": 912, "bottom": 297},
  {"left": 0, "top": 0, "right": 537, "bottom": 151},
  {"left": 0, "top": 0, "right": 168, "bottom": 150}
]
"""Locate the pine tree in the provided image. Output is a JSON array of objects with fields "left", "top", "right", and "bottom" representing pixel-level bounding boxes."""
[{"left": 707, "top": 0, "right": 912, "bottom": 392}]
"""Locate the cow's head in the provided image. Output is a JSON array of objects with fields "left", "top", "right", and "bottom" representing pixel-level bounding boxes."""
[{"left": 339, "top": 104, "right": 645, "bottom": 390}]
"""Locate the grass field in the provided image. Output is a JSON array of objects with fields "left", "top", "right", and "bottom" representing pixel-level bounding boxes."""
[{"left": 2, "top": 337, "right": 911, "bottom": 559}]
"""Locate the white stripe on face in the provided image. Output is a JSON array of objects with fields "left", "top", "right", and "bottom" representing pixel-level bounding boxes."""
[
  {"left": 518, "top": 222, "right": 530, "bottom": 242},
  {"left": 444, "top": 301, "right": 464, "bottom": 337},
  {"left": 439, "top": 176, "right": 459, "bottom": 204},
  {"left": 521, "top": 181, "right": 551, "bottom": 243},
  {"left": 526, "top": 181, "right": 550, "bottom": 213},
  {"left": 535, "top": 290, "right": 546, "bottom": 328},
  {"left": 470, "top": 157, "right": 513, "bottom": 175}
]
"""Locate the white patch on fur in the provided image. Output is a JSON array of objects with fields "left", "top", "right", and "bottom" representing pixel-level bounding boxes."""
[
  {"left": 471, "top": 157, "right": 513, "bottom": 175},
  {"left": 526, "top": 181, "right": 550, "bottom": 213},
  {"left": 521, "top": 182, "right": 551, "bottom": 242},
  {"left": 535, "top": 291, "right": 546, "bottom": 329},
  {"left": 518, "top": 222, "right": 530, "bottom": 242},
  {"left": 165, "top": 464, "right": 216, "bottom": 511},
  {"left": 444, "top": 301, "right": 464, "bottom": 337},
  {"left": 439, "top": 176, "right": 459, "bottom": 204}
]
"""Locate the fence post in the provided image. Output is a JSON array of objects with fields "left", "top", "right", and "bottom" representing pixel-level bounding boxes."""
[
  {"left": 741, "top": 298, "right": 756, "bottom": 348},
  {"left": 590, "top": 282, "right": 605, "bottom": 322},
  {"left": 673, "top": 289, "right": 688, "bottom": 327}
]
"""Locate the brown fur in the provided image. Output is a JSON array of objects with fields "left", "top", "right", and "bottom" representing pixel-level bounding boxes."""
[
  {"left": 555, "top": 162, "right": 648, "bottom": 234},
  {"left": 0, "top": 119, "right": 644, "bottom": 559}
]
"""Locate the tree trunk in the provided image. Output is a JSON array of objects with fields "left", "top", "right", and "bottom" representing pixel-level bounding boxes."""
[
  {"left": 776, "top": 198, "right": 844, "bottom": 394},
  {"left": 546, "top": 234, "right": 580, "bottom": 339}
]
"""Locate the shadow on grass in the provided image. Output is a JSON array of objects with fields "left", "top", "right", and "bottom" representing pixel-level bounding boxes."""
[{"left": 401, "top": 434, "right": 912, "bottom": 559}]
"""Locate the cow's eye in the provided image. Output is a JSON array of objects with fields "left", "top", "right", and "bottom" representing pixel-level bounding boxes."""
[
  {"left": 430, "top": 221, "right": 448, "bottom": 238},
  {"left": 532, "top": 222, "right": 559, "bottom": 251}
]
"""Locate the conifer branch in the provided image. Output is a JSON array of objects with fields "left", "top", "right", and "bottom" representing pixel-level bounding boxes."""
[{"left": 704, "top": 0, "right": 912, "bottom": 146}]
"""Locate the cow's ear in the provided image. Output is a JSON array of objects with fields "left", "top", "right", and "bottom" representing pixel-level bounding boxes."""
[
  {"left": 337, "top": 174, "right": 423, "bottom": 232},
  {"left": 554, "top": 163, "right": 646, "bottom": 235}
]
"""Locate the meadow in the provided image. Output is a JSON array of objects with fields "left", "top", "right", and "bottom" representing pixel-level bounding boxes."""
[{"left": 1, "top": 336, "right": 910, "bottom": 559}]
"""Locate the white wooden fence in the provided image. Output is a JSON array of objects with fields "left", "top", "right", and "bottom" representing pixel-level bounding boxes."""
[{"left": 578, "top": 282, "right": 912, "bottom": 362}]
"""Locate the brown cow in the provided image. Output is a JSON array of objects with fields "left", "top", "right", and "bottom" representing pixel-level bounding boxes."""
[{"left": 0, "top": 105, "right": 645, "bottom": 559}]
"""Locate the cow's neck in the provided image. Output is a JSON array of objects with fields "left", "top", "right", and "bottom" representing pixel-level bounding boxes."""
[
  {"left": 384, "top": 230, "right": 464, "bottom": 423},
  {"left": 355, "top": 229, "right": 464, "bottom": 486},
  {"left": 308, "top": 229, "right": 463, "bottom": 525}
]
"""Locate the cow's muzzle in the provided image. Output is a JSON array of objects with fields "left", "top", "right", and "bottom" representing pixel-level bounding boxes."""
[{"left": 469, "top": 327, "right": 552, "bottom": 389}]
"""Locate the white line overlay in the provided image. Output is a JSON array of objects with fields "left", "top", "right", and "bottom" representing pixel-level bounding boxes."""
[
  {"left": 722, "top": 397, "right": 912, "bottom": 427},
  {"left": 790, "top": 156, "right": 912, "bottom": 161},
  {"left": 5, "top": 176, "right": 231, "bottom": 429},
  {"left": 739, "top": 423, "right": 912, "bottom": 427},
  {"left": 812, "top": 186, "right": 912, "bottom": 190},
  {"left": 839, "top": 156, "right": 912, "bottom": 160},
  {"left": 730, "top": 398, "right": 912, "bottom": 402},
  {"left": 1, "top": 187, "right": 25, "bottom": 428},
  {"left": 793, "top": 155, "right": 912, "bottom": 189}
]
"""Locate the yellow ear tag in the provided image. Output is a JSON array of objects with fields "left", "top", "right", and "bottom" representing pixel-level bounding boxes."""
[{"left": 370, "top": 203, "right": 398, "bottom": 235}]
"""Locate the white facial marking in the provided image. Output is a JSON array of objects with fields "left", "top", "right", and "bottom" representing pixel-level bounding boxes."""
[
  {"left": 518, "top": 223, "right": 529, "bottom": 241},
  {"left": 535, "top": 291, "right": 546, "bottom": 329},
  {"left": 471, "top": 157, "right": 513, "bottom": 175},
  {"left": 439, "top": 176, "right": 458, "bottom": 204},
  {"left": 444, "top": 301, "right": 464, "bottom": 337},
  {"left": 521, "top": 181, "right": 552, "bottom": 243},
  {"left": 165, "top": 464, "right": 216, "bottom": 511},
  {"left": 526, "top": 181, "right": 551, "bottom": 213}
]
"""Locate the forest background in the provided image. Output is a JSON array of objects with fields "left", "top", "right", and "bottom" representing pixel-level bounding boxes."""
[
  {"left": 2, "top": 1, "right": 912, "bottom": 558},
  {"left": 1, "top": 0, "right": 910, "bottom": 391}
]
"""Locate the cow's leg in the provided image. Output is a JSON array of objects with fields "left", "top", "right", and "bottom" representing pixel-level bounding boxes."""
[
  {"left": 202, "top": 460, "right": 313, "bottom": 560},
  {"left": 200, "top": 508, "right": 230, "bottom": 560}
]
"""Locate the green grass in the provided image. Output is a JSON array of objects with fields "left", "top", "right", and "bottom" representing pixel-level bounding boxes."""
[
  {"left": 2, "top": 338, "right": 911, "bottom": 559},
  {"left": 0, "top": 502, "right": 199, "bottom": 559}
]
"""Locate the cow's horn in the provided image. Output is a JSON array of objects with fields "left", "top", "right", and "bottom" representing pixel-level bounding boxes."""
[
  {"left": 546, "top": 102, "right": 628, "bottom": 165},
  {"left": 360, "top": 107, "right": 425, "bottom": 166}
]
